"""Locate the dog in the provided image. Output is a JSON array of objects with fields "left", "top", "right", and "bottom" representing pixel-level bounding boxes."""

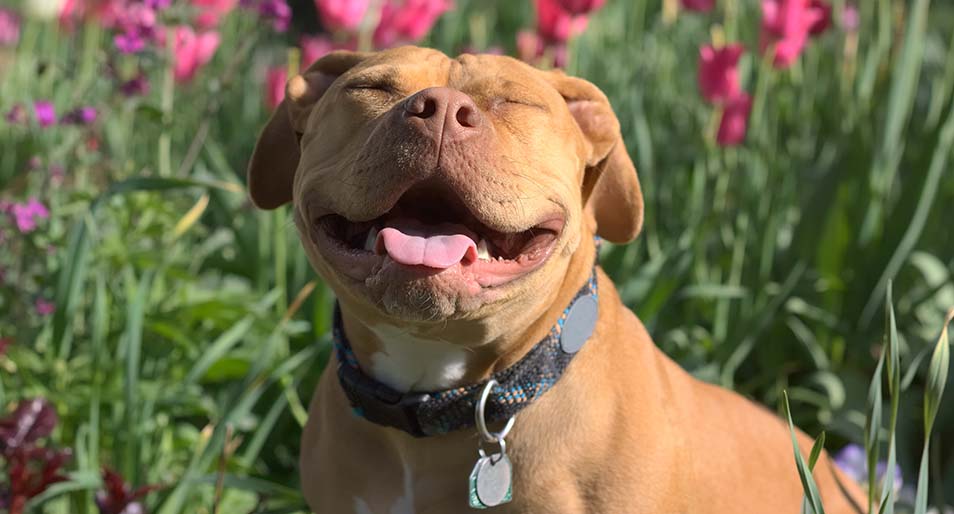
[{"left": 247, "top": 46, "right": 866, "bottom": 514}]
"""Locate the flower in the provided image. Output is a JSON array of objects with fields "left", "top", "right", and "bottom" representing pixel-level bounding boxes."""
[
  {"left": 833, "top": 444, "right": 903, "bottom": 495},
  {"left": 95, "top": 468, "right": 162, "bottom": 514},
  {"left": 373, "top": 0, "right": 453, "bottom": 48},
  {"left": 112, "top": 3, "right": 159, "bottom": 54},
  {"left": 841, "top": 3, "right": 859, "bottom": 32},
  {"left": 192, "top": 0, "right": 238, "bottom": 29},
  {"left": 760, "top": 0, "right": 826, "bottom": 69},
  {"left": 264, "top": 66, "right": 287, "bottom": 110},
  {"left": 535, "top": 0, "right": 588, "bottom": 44},
  {"left": 9, "top": 198, "right": 50, "bottom": 233},
  {"left": 5, "top": 104, "right": 27, "bottom": 124},
  {"left": 2, "top": 446, "right": 72, "bottom": 514},
  {"left": 555, "top": 0, "right": 605, "bottom": 15},
  {"left": 698, "top": 43, "right": 744, "bottom": 103},
  {"left": 0, "top": 8, "right": 20, "bottom": 47},
  {"left": 315, "top": 0, "right": 369, "bottom": 32},
  {"left": 61, "top": 106, "right": 98, "bottom": 125},
  {"left": 808, "top": 0, "right": 831, "bottom": 34},
  {"left": 171, "top": 26, "right": 220, "bottom": 83},
  {"left": 300, "top": 35, "right": 334, "bottom": 68},
  {"left": 33, "top": 101, "right": 56, "bottom": 127},
  {"left": 0, "top": 399, "right": 58, "bottom": 455},
  {"left": 35, "top": 298, "right": 56, "bottom": 316},
  {"left": 681, "top": 0, "right": 715, "bottom": 11},
  {"left": 120, "top": 73, "right": 150, "bottom": 96},
  {"left": 716, "top": 93, "right": 751, "bottom": 146},
  {"left": 258, "top": 0, "right": 291, "bottom": 32}
]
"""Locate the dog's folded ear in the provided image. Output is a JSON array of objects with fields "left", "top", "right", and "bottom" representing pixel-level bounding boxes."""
[
  {"left": 547, "top": 71, "right": 644, "bottom": 244},
  {"left": 247, "top": 51, "right": 371, "bottom": 209}
]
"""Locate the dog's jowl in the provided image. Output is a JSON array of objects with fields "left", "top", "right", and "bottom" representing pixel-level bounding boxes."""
[{"left": 247, "top": 46, "right": 866, "bottom": 514}]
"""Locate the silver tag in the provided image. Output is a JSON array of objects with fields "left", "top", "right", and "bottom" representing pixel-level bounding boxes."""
[{"left": 468, "top": 453, "right": 513, "bottom": 509}]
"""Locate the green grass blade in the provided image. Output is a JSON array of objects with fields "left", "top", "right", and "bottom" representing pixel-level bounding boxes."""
[{"left": 783, "top": 391, "right": 827, "bottom": 514}]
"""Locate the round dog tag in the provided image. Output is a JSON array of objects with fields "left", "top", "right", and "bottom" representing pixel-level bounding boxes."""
[
  {"left": 560, "top": 295, "right": 598, "bottom": 354},
  {"left": 472, "top": 453, "right": 513, "bottom": 507}
]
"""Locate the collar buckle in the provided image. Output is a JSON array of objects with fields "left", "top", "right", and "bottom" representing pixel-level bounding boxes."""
[{"left": 336, "top": 362, "right": 431, "bottom": 437}]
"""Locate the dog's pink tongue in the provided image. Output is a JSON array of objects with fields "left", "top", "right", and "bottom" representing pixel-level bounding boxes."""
[{"left": 376, "top": 226, "right": 477, "bottom": 269}]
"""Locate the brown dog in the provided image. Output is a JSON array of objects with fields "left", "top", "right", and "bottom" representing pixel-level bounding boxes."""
[{"left": 247, "top": 46, "right": 865, "bottom": 514}]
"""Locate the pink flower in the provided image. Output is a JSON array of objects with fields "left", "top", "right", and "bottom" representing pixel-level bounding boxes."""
[
  {"left": 258, "top": 0, "right": 291, "bottom": 31},
  {"left": 717, "top": 93, "right": 752, "bottom": 146},
  {"left": 315, "top": 0, "right": 369, "bottom": 32},
  {"left": 555, "top": 0, "right": 604, "bottom": 15},
  {"left": 33, "top": 101, "right": 56, "bottom": 127},
  {"left": 10, "top": 198, "right": 50, "bottom": 233},
  {"left": 516, "top": 30, "right": 544, "bottom": 63},
  {"left": 265, "top": 66, "right": 287, "bottom": 110},
  {"left": 808, "top": 0, "right": 831, "bottom": 35},
  {"left": 299, "top": 34, "right": 338, "bottom": 68},
  {"left": 61, "top": 106, "right": 98, "bottom": 125},
  {"left": 192, "top": 0, "right": 237, "bottom": 29},
  {"left": 373, "top": 0, "right": 453, "bottom": 48},
  {"left": 35, "top": 298, "right": 56, "bottom": 316},
  {"left": 698, "top": 43, "right": 744, "bottom": 103},
  {"left": 0, "top": 8, "right": 20, "bottom": 47},
  {"left": 535, "top": 0, "right": 588, "bottom": 44},
  {"left": 760, "top": 0, "right": 825, "bottom": 69},
  {"left": 841, "top": 3, "right": 859, "bottom": 32},
  {"left": 171, "top": 26, "right": 220, "bottom": 83},
  {"left": 681, "top": 0, "right": 715, "bottom": 11}
]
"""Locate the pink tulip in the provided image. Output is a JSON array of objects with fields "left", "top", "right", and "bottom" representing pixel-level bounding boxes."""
[
  {"left": 300, "top": 34, "right": 344, "bottom": 68},
  {"left": 808, "top": 0, "right": 831, "bottom": 34},
  {"left": 171, "top": 26, "right": 220, "bottom": 83},
  {"left": 535, "top": 0, "right": 588, "bottom": 43},
  {"left": 717, "top": 93, "right": 752, "bottom": 146},
  {"left": 315, "top": 0, "right": 369, "bottom": 32},
  {"left": 0, "top": 8, "right": 21, "bottom": 46},
  {"left": 555, "top": 0, "right": 604, "bottom": 15},
  {"left": 681, "top": 0, "right": 715, "bottom": 11},
  {"left": 265, "top": 66, "right": 287, "bottom": 110},
  {"left": 760, "top": 0, "right": 825, "bottom": 69},
  {"left": 192, "top": 0, "right": 237, "bottom": 29},
  {"left": 698, "top": 43, "right": 744, "bottom": 103},
  {"left": 373, "top": 0, "right": 453, "bottom": 48}
]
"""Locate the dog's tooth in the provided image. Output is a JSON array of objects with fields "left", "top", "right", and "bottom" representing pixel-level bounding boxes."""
[
  {"left": 364, "top": 227, "right": 379, "bottom": 252},
  {"left": 477, "top": 239, "right": 491, "bottom": 260}
]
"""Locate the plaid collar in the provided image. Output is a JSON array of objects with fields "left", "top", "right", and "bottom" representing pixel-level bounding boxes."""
[{"left": 332, "top": 265, "right": 600, "bottom": 438}]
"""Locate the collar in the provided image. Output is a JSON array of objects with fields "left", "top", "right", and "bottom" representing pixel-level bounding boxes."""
[{"left": 332, "top": 265, "right": 600, "bottom": 438}]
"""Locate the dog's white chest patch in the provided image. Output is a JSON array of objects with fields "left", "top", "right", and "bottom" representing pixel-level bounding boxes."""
[
  {"left": 368, "top": 324, "right": 468, "bottom": 392},
  {"left": 352, "top": 459, "right": 416, "bottom": 514}
]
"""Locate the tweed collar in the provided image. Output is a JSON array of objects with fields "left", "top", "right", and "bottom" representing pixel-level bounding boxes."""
[{"left": 332, "top": 265, "right": 600, "bottom": 438}]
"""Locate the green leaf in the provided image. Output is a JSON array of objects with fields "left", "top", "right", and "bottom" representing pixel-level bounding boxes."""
[{"left": 782, "top": 391, "right": 827, "bottom": 514}]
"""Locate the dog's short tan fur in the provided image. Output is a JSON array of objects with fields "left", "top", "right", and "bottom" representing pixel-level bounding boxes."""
[{"left": 248, "top": 46, "right": 866, "bottom": 513}]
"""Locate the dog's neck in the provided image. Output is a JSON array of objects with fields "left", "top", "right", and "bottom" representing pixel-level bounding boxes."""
[{"left": 338, "top": 238, "right": 597, "bottom": 393}]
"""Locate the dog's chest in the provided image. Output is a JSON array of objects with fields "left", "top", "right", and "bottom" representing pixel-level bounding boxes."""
[{"left": 367, "top": 324, "right": 470, "bottom": 392}]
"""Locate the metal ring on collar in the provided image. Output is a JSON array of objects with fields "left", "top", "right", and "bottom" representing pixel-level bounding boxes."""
[{"left": 475, "top": 379, "right": 516, "bottom": 443}]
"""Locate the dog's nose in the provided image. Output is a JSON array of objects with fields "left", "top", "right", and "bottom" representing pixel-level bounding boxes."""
[{"left": 404, "top": 87, "right": 482, "bottom": 142}]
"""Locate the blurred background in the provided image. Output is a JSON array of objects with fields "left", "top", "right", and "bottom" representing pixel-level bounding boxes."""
[{"left": 1, "top": 0, "right": 953, "bottom": 512}]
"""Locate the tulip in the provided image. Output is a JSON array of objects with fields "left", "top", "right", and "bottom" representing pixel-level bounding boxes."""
[
  {"left": 760, "top": 0, "right": 825, "bottom": 69},
  {"left": 373, "top": 0, "right": 453, "bottom": 48},
  {"left": 698, "top": 43, "right": 744, "bottom": 103},
  {"left": 535, "top": 0, "right": 587, "bottom": 44},
  {"left": 315, "top": 0, "right": 369, "bottom": 32},
  {"left": 556, "top": 0, "right": 605, "bottom": 15},
  {"left": 808, "top": 0, "right": 831, "bottom": 34},
  {"left": 171, "top": 26, "right": 220, "bottom": 83},
  {"left": 0, "top": 8, "right": 20, "bottom": 47},
  {"left": 300, "top": 34, "right": 341, "bottom": 68},
  {"left": 192, "top": 0, "right": 238, "bottom": 29},
  {"left": 716, "top": 93, "right": 751, "bottom": 146},
  {"left": 681, "top": 0, "right": 715, "bottom": 11},
  {"left": 265, "top": 67, "right": 287, "bottom": 110}
]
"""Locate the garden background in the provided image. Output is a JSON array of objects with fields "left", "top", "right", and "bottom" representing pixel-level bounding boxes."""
[{"left": 1, "top": 0, "right": 954, "bottom": 512}]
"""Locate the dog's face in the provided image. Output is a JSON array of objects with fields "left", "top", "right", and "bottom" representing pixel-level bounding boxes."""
[{"left": 248, "top": 47, "right": 642, "bottom": 327}]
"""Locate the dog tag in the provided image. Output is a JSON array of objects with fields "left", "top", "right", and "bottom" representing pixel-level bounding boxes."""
[
  {"left": 468, "top": 453, "right": 513, "bottom": 509},
  {"left": 560, "top": 295, "right": 598, "bottom": 354}
]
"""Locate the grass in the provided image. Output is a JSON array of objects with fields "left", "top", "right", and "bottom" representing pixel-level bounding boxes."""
[{"left": 1, "top": 0, "right": 953, "bottom": 512}]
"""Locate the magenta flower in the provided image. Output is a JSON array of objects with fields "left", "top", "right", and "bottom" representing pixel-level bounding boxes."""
[
  {"left": 62, "top": 106, "right": 98, "bottom": 125},
  {"left": 192, "top": 0, "right": 238, "bottom": 29},
  {"left": 35, "top": 299, "right": 56, "bottom": 316},
  {"left": 0, "top": 8, "right": 20, "bottom": 47},
  {"left": 33, "top": 101, "right": 56, "bottom": 127},
  {"left": 315, "top": 0, "right": 369, "bottom": 32},
  {"left": 5, "top": 104, "right": 26, "bottom": 124},
  {"left": 555, "top": 0, "right": 605, "bottom": 15},
  {"left": 808, "top": 0, "right": 831, "bottom": 34},
  {"left": 114, "top": 32, "right": 146, "bottom": 53},
  {"left": 373, "top": 0, "right": 453, "bottom": 48},
  {"left": 681, "top": 0, "right": 715, "bottom": 11},
  {"left": 698, "top": 44, "right": 744, "bottom": 103},
  {"left": 120, "top": 74, "right": 151, "bottom": 96},
  {"left": 535, "top": 0, "right": 588, "bottom": 44},
  {"left": 171, "top": 26, "right": 220, "bottom": 83},
  {"left": 10, "top": 198, "right": 50, "bottom": 233},
  {"left": 264, "top": 66, "right": 287, "bottom": 110},
  {"left": 760, "top": 0, "right": 826, "bottom": 69},
  {"left": 717, "top": 93, "right": 752, "bottom": 146},
  {"left": 258, "top": 0, "right": 291, "bottom": 31}
]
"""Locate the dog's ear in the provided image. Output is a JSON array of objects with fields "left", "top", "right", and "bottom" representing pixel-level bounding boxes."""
[
  {"left": 547, "top": 71, "right": 644, "bottom": 244},
  {"left": 247, "top": 51, "right": 371, "bottom": 209}
]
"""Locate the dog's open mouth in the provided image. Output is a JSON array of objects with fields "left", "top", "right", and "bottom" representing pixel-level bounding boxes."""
[{"left": 310, "top": 184, "right": 563, "bottom": 287}]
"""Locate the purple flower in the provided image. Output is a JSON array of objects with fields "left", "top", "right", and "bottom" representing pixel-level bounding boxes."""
[
  {"left": 115, "top": 32, "right": 146, "bottom": 53},
  {"left": 145, "top": 0, "right": 171, "bottom": 9},
  {"left": 258, "top": 0, "right": 291, "bottom": 32},
  {"left": 120, "top": 74, "right": 151, "bottom": 97},
  {"left": 10, "top": 198, "right": 50, "bottom": 233},
  {"left": 33, "top": 101, "right": 56, "bottom": 127},
  {"left": 833, "top": 443, "right": 903, "bottom": 494},
  {"left": 5, "top": 104, "right": 26, "bottom": 124},
  {"left": 35, "top": 298, "right": 55, "bottom": 316},
  {"left": 0, "top": 8, "right": 20, "bottom": 47},
  {"left": 61, "top": 106, "right": 98, "bottom": 125}
]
